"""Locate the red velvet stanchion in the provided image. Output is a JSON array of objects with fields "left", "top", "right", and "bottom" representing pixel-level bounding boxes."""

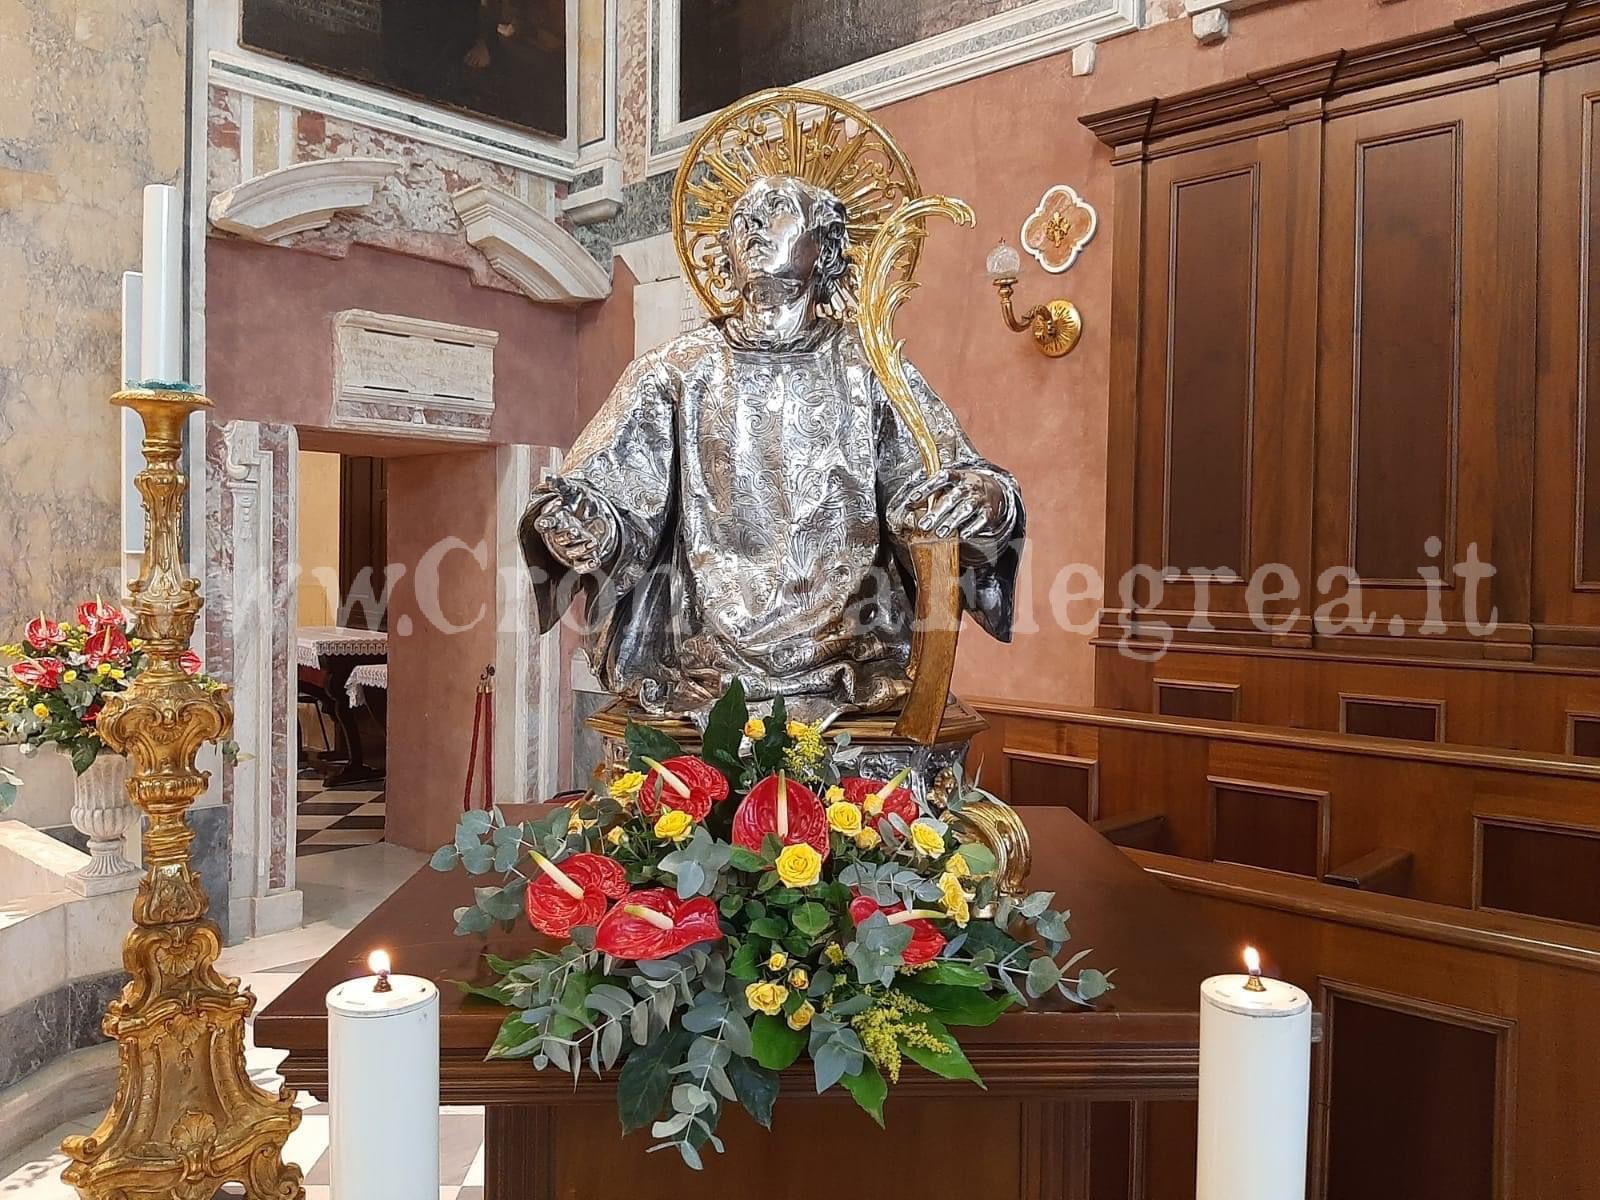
[{"left": 462, "top": 664, "right": 494, "bottom": 811}]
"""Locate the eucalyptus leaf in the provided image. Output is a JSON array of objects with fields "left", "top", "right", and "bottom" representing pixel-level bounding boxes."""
[{"left": 429, "top": 845, "right": 460, "bottom": 871}]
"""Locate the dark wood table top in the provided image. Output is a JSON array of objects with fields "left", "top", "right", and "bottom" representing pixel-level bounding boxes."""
[{"left": 258, "top": 807, "right": 1243, "bottom": 1102}]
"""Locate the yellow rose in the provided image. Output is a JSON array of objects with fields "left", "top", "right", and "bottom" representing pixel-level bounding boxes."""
[
  {"left": 32, "top": 702, "right": 49, "bottom": 718},
  {"left": 862, "top": 791, "right": 884, "bottom": 816},
  {"left": 825, "top": 785, "right": 845, "bottom": 804},
  {"left": 743, "top": 717, "right": 766, "bottom": 739},
  {"left": 108, "top": 669, "right": 125, "bottom": 680},
  {"left": 96, "top": 663, "right": 111, "bottom": 676},
  {"left": 129, "top": 638, "right": 143, "bottom": 649},
  {"left": 855, "top": 827, "right": 882, "bottom": 851},
  {"left": 909, "top": 820, "right": 946, "bottom": 858},
  {"left": 774, "top": 842, "right": 823, "bottom": 888},
  {"left": 608, "top": 770, "right": 645, "bottom": 803},
  {"left": 939, "top": 872, "right": 972, "bottom": 928},
  {"left": 786, "top": 719, "right": 808, "bottom": 738},
  {"left": 946, "top": 851, "right": 972, "bottom": 878},
  {"left": 605, "top": 826, "right": 626, "bottom": 847},
  {"left": 62, "top": 670, "right": 76, "bottom": 684},
  {"left": 826, "top": 801, "right": 863, "bottom": 836},
  {"left": 745, "top": 980, "right": 788, "bottom": 1017},
  {"left": 653, "top": 809, "right": 695, "bottom": 842},
  {"left": 788, "top": 968, "right": 809, "bottom": 990},
  {"left": 786, "top": 1000, "right": 816, "bottom": 1031},
  {"left": 767, "top": 950, "right": 789, "bottom": 972}
]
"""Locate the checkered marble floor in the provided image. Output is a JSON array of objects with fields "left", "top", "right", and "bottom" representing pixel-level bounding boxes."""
[
  {"left": 0, "top": 843, "right": 456, "bottom": 1200},
  {"left": 296, "top": 772, "right": 386, "bottom": 856}
]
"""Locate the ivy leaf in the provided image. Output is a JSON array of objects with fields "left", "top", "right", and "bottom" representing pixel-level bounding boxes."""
[
  {"left": 750, "top": 1013, "right": 807, "bottom": 1070},
  {"left": 727, "top": 941, "right": 761, "bottom": 981},
  {"left": 617, "top": 1028, "right": 688, "bottom": 1134},
  {"left": 790, "top": 902, "right": 831, "bottom": 938},
  {"left": 899, "top": 1016, "right": 984, "bottom": 1087},
  {"left": 728, "top": 847, "right": 767, "bottom": 873},
  {"left": 726, "top": 1056, "right": 779, "bottom": 1130},
  {"left": 625, "top": 721, "right": 683, "bottom": 771},
  {"left": 841, "top": 1061, "right": 888, "bottom": 1127}
]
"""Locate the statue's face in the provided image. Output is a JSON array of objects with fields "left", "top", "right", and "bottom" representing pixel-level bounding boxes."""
[{"left": 724, "top": 176, "right": 823, "bottom": 295}]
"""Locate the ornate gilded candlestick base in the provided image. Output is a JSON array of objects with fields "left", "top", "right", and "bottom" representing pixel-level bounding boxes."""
[{"left": 61, "top": 388, "right": 303, "bottom": 1200}]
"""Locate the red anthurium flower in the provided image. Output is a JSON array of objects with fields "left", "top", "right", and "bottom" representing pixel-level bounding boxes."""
[
  {"left": 76, "top": 600, "right": 126, "bottom": 634},
  {"left": 848, "top": 895, "right": 948, "bottom": 966},
  {"left": 24, "top": 616, "right": 62, "bottom": 650},
  {"left": 523, "top": 852, "right": 629, "bottom": 938},
  {"left": 637, "top": 755, "right": 727, "bottom": 820},
  {"left": 732, "top": 773, "right": 829, "bottom": 856},
  {"left": 11, "top": 658, "right": 64, "bottom": 691},
  {"left": 83, "top": 626, "right": 131, "bottom": 669},
  {"left": 840, "top": 773, "right": 919, "bottom": 836},
  {"left": 179, "top": 650, "right": 203, "bottom": 676},
  {"left": 594, "top": 888, "right": 722, "bottom": 960}
]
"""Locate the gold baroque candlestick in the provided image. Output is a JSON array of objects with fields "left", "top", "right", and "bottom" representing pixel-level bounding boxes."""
[{"left": 61, "top": 388, "right": 303, "bottom": 1200}]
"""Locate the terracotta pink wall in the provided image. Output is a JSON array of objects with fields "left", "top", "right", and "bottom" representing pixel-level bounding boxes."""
[
  {"left": 206, "top": 238, "right": 582, "bottom": 447},
  {"left": 384, "top": 447, "right": 500, "bottom": 850}
]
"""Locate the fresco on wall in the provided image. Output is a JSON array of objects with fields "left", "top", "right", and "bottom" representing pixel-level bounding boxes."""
[
  {"left": 242, "top": 0, "right": 568, "bottom": 139},
  {"left": 677, "top": 0, "right": 1034, "bottom": 119}
]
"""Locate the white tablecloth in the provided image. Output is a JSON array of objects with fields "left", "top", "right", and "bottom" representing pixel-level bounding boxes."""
[
  {"left": 345, "top": 662, "right": 389, "bottom": 707},
  {"left": 297, "top": 626, "right": 388, "bottom": 669}
]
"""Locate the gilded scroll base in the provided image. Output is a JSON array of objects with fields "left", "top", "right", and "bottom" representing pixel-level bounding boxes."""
[{"left": 61, "top": 389, "right": 303, "bottom": 1200}]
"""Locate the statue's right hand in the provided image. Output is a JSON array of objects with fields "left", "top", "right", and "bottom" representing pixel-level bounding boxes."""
[{"left": 533, "top": 487, "right": 615, "bottom": 574}]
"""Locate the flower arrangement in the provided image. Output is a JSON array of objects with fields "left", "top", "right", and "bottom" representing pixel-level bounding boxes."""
[
  {"left": 0, "top": 600, "right": 225, "bottom": 779},
  {"left": 434, "top": 681, "right": 1112, "bottom": 1168}
]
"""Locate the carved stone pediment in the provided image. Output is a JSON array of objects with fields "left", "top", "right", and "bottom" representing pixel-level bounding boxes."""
[
  {"left": 208, "top": 157, "right": 400, "bottom": 242},
  {"left": 450, "top": 183, "right": 611, "bottom": 305}
]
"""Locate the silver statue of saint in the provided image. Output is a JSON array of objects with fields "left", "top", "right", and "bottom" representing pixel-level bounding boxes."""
[{"left": 520, "top": 172, "right": 1026, "bottom": 723}]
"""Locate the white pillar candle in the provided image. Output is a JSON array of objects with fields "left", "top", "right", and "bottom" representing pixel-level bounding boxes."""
[
  {"left": 139, "top": 184, "right": 183, "bottom": 384},
  {"left": 326, "top": 951, "right": 440, "bottom": 1200},
  {"left": 1197, "top": 947, "right": 1312, "bottom": 1200}
]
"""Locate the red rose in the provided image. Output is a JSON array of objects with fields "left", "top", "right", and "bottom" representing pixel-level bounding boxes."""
[
  {"left": 840, "top": 775, "right": 920, "bottom": 837},
  {"left": 179, "top": 650, "right": 202, "bottom": 675},
  {"left": 848, "top": 895, "right": 948, "bottom": 966},
  {"left": 24, "top": 616, "right": 62, "bottom": 650},
  {"left": 731, "top": 773, "right": 830, "bottom": 857},
  {"left": 637, "top": 755, "right": 728, "bottom": 820},
  {"left": 594, "top": 888, "right": 722, "bottom": 960},
  {"left": 523, "top": 853, "right": 629, "bottom": 939},
  {"left": 83, "top": 626, "right": 131, "bottom": 668},
  {"left": 76, "top": 600, "right": 126, "bottom": 634},
  {"left": 11, "top": 657, "right": 64, "bottom": 690}
]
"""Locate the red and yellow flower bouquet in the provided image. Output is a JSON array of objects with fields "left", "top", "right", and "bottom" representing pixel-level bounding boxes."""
[{"left": 434, "top": 680, "right": 1111, "bottom": 1169}]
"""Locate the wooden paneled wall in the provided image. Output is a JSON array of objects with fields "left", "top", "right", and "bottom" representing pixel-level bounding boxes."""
[
  {"left": 971, "top": 699, "right": 1600, "bottom": 926},
  {"left": 1084, "top": 10, "right": 1600, "bottom": 668}
]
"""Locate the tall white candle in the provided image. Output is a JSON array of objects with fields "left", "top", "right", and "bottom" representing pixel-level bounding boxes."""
[
  {"left": 1197, "top": 947, "right": 1312, "bottom": 1200},
  {"left": 139, "top": 184, "right": 183, "bottom": 383},
  {"left": 327, "top": 951, "right": 440, "bottom": 1200}
]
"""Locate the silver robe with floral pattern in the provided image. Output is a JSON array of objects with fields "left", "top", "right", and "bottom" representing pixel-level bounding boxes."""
[{"left": 520, "top": 319, "right": 1025, "bottom": 722}]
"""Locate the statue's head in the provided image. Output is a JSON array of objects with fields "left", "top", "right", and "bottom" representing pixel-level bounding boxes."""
[{"left": 720, "top": 175, "right": 849, "bottom": 310}]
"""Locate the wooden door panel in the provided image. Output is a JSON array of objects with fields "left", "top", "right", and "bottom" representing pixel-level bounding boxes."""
[
  {"left": 1315, "top": 85, "right": 1516, "bottom": 647},
  {"left": 1535, "top": 58, "right": 1600, "bottom": 642}
]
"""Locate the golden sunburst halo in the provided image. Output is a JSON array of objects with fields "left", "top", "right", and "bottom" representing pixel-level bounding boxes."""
[{"left": 671, "top": 87, "right": 921, "bottom": 319}]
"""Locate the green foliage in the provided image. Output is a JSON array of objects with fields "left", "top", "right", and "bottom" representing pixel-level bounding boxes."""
[
  {"left": 625, "top": 722, "right": 683, "bottom": 771},
  {"left": 750, "top": 1014, "right": 806, "bottom": 1070},
  {"left": 899, "top": 1015, "right": 983, "bottom": 1087},
  {"left": 841, "top": 1061, "right": 888, "bottom": 1127}
]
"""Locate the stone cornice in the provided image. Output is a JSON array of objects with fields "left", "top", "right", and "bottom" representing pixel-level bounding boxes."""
[
  {"left": 450, "top": 183, "right": 612, "bottom": 305},
  {"left": 207, "top": 157, "right": 400, "bottom": 242}
]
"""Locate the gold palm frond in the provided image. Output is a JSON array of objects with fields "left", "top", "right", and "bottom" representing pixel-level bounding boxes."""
[{"left": 671, "top": 87, "right": 921, "bottom": 319}]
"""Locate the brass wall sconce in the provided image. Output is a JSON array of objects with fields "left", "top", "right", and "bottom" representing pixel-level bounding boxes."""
[{"left": 985, "top": 239, "right": 1083, "bottom": 358}]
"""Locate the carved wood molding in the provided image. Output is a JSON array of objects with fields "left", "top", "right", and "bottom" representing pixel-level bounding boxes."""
[
  {"left": 450, "top": 183, "right": 611, "bottom": 305},
  {"left": 1081, "top": 0, "right": 1600, "bottom": 146},
  {"left": 208, "top": 157, "right": 400, "bottom": 242}
]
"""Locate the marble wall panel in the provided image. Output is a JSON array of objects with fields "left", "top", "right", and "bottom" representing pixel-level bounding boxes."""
[
  {"left": 0, "top": 971, "right": 126, "bottom": 1092},
  {"left": 0, "top": 0, "right": 187, "bottom": 634}
]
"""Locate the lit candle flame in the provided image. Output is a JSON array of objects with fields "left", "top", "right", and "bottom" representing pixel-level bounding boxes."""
[
  {"left": 1243, "top": 946, "right": 1261, "bottom": 975},
  {"left": 368, "top": 949, "right": 391, "bottom": 976}
]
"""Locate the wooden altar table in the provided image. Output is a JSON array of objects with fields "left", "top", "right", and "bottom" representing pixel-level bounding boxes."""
[{"left": 257, "top": 808, "right": 1249, "bottom": 1199}]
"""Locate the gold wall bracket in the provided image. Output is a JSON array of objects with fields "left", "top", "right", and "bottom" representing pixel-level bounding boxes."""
[
  {"left": 61, "top": 388, "right": 303, "bottom": 1200},
  {"left": 993, "top": 277, "right": 1083, "bottom": 358}
]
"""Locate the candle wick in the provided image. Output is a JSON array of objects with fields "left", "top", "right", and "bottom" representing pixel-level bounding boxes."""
[{"left": 1243, "top": 971, "right": 1266, "bottom": 993}]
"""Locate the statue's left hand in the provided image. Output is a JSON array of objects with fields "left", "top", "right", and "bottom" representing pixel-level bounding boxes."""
[{"left": 890, "top": 468, "right": 1010, "bottom": 543}]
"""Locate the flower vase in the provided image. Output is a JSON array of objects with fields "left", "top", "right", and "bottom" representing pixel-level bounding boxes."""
[{"left": 66, "top": 751, "right": 140, "bottom": 896}]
